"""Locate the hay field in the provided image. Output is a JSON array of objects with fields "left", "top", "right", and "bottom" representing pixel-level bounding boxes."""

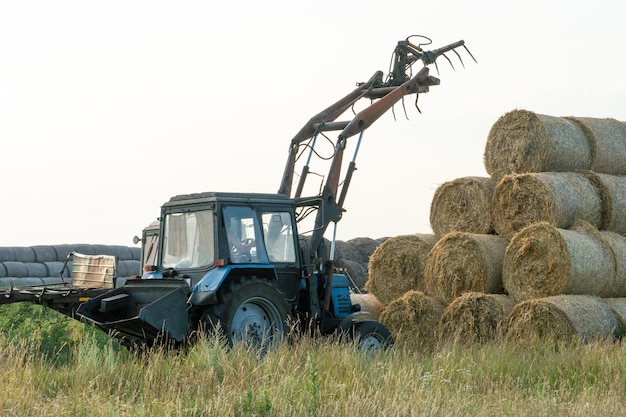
[{"left": 2, "top": 316, "right": 626, "bottom": 417}]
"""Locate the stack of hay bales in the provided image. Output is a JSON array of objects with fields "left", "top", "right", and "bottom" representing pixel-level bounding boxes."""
[
  {"left": 487, "top": 110, "right": 626, "bottom": 237},
  {"left": 367, "top": 108, "right": 626, "bottom": 347}
]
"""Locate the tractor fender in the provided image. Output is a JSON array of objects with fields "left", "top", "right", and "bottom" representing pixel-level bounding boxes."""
[
  {"left": 337, "top": 311, "right": 372, "bottom": 333},
  {"left": 189, "top": 264, "right": 277, "bottom": 306}
]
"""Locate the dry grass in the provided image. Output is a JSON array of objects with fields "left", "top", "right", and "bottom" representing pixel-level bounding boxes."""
[{"left": 4, "top": 325, "right": 626, "bottom": 416}]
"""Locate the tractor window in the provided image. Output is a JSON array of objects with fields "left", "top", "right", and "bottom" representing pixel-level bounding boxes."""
[
  {"left": 162, "top": 210, "right": 214, "bottom": 269},
  {"left": 223, "top": 206, "right": 268, "bottom": 264},
  {"left": 143, "top": 232, "right": 159, "bottom": 267},
  {"left": 262, "top": 211, "right": 297, "bottom": 263}
]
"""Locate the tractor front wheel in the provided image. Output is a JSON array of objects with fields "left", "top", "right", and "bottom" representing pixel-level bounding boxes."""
[{"left": 350, "top": 320, "right": 393, "bottom": 351}]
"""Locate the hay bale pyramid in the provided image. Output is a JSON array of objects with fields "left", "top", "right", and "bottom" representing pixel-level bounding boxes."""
[{"left": 364, "top": 108, "right": 626, "bottom": 347}]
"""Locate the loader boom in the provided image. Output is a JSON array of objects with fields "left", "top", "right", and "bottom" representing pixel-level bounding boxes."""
[{"left": 281, "top": 37, "right": 470, "bottom": 269}]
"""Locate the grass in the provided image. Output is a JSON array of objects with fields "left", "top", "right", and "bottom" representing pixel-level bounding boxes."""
[{"left": 1, "top": 304, "right": 626, "bottom": 416}]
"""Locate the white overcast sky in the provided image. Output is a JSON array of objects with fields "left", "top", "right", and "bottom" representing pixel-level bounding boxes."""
[{"left": 1, "top": 1, "right": 625, "bottom": 247}]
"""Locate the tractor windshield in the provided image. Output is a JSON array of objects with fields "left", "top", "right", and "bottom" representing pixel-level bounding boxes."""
[{"left": 162, "top": 209, "right": 215, "bottom": 269}]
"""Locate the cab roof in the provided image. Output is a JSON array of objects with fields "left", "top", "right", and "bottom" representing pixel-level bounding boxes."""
[{"left": 163, "top": 192, "right": 293, "bottom": 208}]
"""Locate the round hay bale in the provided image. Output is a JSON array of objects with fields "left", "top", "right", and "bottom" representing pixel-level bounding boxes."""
[
  {"left": 122, "top": 260, "right": 141, "bottom": 277},
  {"left": 44, "top": 261, "right": 66, "bottom": 277},
  {"left": 347, "top": 237, "right": 383, "bottom": 261},
  {"left": 584, "top": 172, "right": 626, "bottom": 235},
  {"left": 334, "top": 240, "right": 367, "bottom": 264},
  {"left": 25, "top": 263, "right": 48, "bottom": 278},
  {"left": 92, "top": 244, "right": 134, "bottom": 260},
  {"left": 3, "top": 262, "right": 28, "bottom": 278},
  {"left": 424, "top": 233, "right": 508, "bottom": 304},
  {"left": 379, "top": 290, "right": 445, "bottom": 350},
  {"left": 72, "top": 244, "right": 97, "bottom": 255},
  {"left": 602, "top": 298, "right": 626, "bottom": 335},
  {"left": 13, "top": 247, "right": 36, "bottom": 263},
  {"left": 491, "top": 172, "right": 602, "bottom": 237},
  {"left": 505, "top": 295, "right": 620, "bottom": 343},
  {"left": 53, "top": 244, "right": 76, "bottom": 261},
  {"left": 115, "top": 261, "right": 127, "bottom": 278},
  {"left": 484, "top": 109, "right": 592, "bottom": 179},
  {"left": 52, "top": 244, "right": 98, "bottom": 260},
  {"left": 0, "top": 248, "right": 16, "bottom": 262},
  {"left": 41, "top": 277, "right": 64, "bottom": 286},
  {"left": 429, "top": 176, "right": 496, "bottom": 237},
  {"left": 502, "top": 221, "right": 619, "bottom": 302},
  {"left": 365, "top": 234, "right": 438, "bottom": 305},
  {"left": 117, "top": 260, "right": 140, "bottom": 278},
  {"left": 600, "top": 231, "right": 626, "bottom": 295},
  {"left": 0, "top": 278, "right": 45, "bottom": 287},
  {"left": 567, "top": 117, "right": 626, "bottom": 175},
  {"left": 439, "top": 292, "right": 514, "bottom": 345},
  {"left": 31, "top": 245, "right": 57, "bottom": 262},
  {"left": 350, "top": 293, "right": 384, "bottom": 321},
  {"left": 130, "top": 246, "right": 141, "bottom": 261}
]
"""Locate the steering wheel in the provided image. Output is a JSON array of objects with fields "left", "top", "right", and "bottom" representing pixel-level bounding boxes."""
[{"left": 230, "top": 237, "right": 255, "bottom": 262}]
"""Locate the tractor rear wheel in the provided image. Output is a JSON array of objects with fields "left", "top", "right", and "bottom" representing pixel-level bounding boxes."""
[{"left": 206, "top": 276, "right": 291, "bottom": 352}]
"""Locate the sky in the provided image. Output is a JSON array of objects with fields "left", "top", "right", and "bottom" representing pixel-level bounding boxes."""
[{"left": 1, "top": 1, "right": 625, "bottom": 248}]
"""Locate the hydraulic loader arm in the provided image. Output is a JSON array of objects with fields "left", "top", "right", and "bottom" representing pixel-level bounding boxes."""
[
  {"left": 302, "top": 66, "right": 440, "bottom": 266},
  {"left": 280, "top": 36, "right": 475, "bottom": 268},
  {"left": 278, "top": 71, "right": 383, "bottom": 197}
]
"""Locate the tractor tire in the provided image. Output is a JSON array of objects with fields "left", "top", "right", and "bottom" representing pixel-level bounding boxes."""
[
  {"left": 206, "top": 276, "right": 291, "bottom": 352},
  {"left": 350, "top": 320, "right": 393, "bottom": 351}
]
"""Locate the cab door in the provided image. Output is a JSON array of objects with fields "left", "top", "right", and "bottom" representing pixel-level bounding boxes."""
[{"left": 260, "top": 210, "right": 301, "bottom": 303}]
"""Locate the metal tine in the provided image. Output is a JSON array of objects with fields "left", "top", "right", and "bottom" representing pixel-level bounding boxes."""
[
  {"left": 452, "top": 49, "right": 465, "bottom": 68},
  {"left": 463, "top": 44, "right": 478, "bottom": 63},
  {"left": 401, "top": 96, "right": 410, "bottom": 120},
  {"left": 441, "top": 53, "right": 455, "bottom": 71}
]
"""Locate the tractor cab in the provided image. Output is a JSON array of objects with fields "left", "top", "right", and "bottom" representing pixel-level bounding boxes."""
[{"left": 144, "top": 192, "right": 303, "bottom": 304}]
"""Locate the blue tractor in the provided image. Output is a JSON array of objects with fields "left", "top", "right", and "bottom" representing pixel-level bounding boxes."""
[{"left": 77, "top": 36, "right": 474, "bottom": 351}]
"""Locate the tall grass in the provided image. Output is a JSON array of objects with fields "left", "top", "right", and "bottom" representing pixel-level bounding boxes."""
[{"left": 1, "top": 306, "right": 626, "bottom": 416}]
